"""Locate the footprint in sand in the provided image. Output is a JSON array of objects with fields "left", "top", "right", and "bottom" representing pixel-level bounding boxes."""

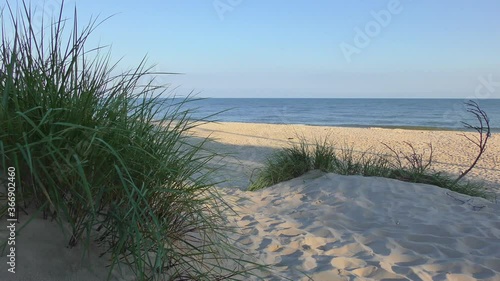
[
  {"left": 237, "top": 215, "right": 258, "bottom": 228},
  {"left": 331, "top": 257, "right": 367, "bottom": 269},
  {"left": 275, "top": 249, "right": 304, "bottom": 267},
  {"left": 324, "top": 242, "right": 365, "bottom": 257},
  {"left": 351, "top": 265, "right": 403, "bottom": 279},
  {"left": 364, "top": 240, "right": 392, "bottom": 256},
  {"left": 392, "top": 255, "right": 427, "bottom": 267},
  {"left": 303, "top": 256, "right": 318, "bottom": 271},
  {"left": 278, "top": 228, "right": 305, "bottom": 237},
  {"left": 236, "top": 236, "right": 254, "bottom": 246},
  {"left": 267, "top": 243, "right": 282, "bottom": 252},
  {"left": 256, "top": 238, "right": 273, "bottom": 251},
  {"left": 238, "top": 220, "right": 258, "bottom": 228}
]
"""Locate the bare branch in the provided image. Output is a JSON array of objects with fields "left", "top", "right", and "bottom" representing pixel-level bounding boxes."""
[
  {"left": 383, "top": 142, "right": 433, "bottom": 174},
  {"left": 454, "top": 100, "right": 491, "bottom": 184}
]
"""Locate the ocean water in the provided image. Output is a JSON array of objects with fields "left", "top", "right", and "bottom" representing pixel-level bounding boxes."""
[{"left": 169, "top": 98, "right": 500, "bottom": 132}]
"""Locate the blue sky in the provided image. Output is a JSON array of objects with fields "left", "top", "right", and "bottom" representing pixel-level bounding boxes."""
[{"left": 11, "top": 1, "right": 500, "bottom": 98}]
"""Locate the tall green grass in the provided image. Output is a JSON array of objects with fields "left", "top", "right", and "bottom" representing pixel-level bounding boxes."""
[
  {"left": 248, "top": 141, "right": 311, "bottom": 191},
  {"left": 249, "top": 139, "right": 487, "bottom": 199},
  {"left": 0, "top": 2, "right": 260, "bottom": 280}
]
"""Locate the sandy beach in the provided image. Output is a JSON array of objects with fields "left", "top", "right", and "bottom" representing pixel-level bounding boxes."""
[
  {"left": 2, "top": 122, "right": 499, "bottom": 280},
  {"left": 195, "top": 122, "right": 500, "bottom": 280}
]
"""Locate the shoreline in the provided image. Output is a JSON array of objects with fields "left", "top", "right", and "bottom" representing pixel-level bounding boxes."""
[{"left": 189, "top": 120, "right": 500, "bottom": 133}]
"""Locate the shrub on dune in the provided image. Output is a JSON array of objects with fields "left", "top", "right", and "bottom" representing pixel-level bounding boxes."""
[
  {"left": 248, "top": 141, "right": 311, "bottom": 191},
  {"left": 250, "top": 134, "right": 489, "bottom": 199}
]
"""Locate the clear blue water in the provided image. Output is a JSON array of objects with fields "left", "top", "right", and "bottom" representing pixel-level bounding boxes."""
[{"left": 168, "top": 98, "right": 500, "bottom": 132}]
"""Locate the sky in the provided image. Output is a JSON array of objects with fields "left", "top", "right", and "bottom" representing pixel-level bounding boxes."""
[{"left": 6, "top": 0, "right": 500, "bottom": 98}]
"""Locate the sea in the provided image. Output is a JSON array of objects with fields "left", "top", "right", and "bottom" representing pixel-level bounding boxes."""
[{"left": 165, "top": 98, "right": 500, "bottom": 132}]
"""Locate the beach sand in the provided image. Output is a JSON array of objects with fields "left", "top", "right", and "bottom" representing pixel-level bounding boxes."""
[
  {"left": 1, "top": 122, "right": 499, "bottom": 280},
  {"left": 195, "top": 122, "right": 500, "bottom": 280},
  {"left": 221, "top": 171, "right": 500, "bottom": 280}
]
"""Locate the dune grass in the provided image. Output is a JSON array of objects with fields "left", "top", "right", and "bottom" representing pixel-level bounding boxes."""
[
  {"left": 248, "top": 141, "right": 311, "bottom": 191},
  {"left": 0, "top": 2, "right": 264, "bottom": 280},
  {"left": 249, "top": 139, "right": 488, "bottom": 199}
]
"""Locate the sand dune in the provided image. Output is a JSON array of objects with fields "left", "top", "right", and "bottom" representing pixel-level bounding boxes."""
[{"left": 222, "top": 170, "right": 500, "bottom": 280}]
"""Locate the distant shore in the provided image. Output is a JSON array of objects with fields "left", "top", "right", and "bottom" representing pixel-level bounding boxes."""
[{"left": 197, "top": 120, "right": 470, "bottom": 132}]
